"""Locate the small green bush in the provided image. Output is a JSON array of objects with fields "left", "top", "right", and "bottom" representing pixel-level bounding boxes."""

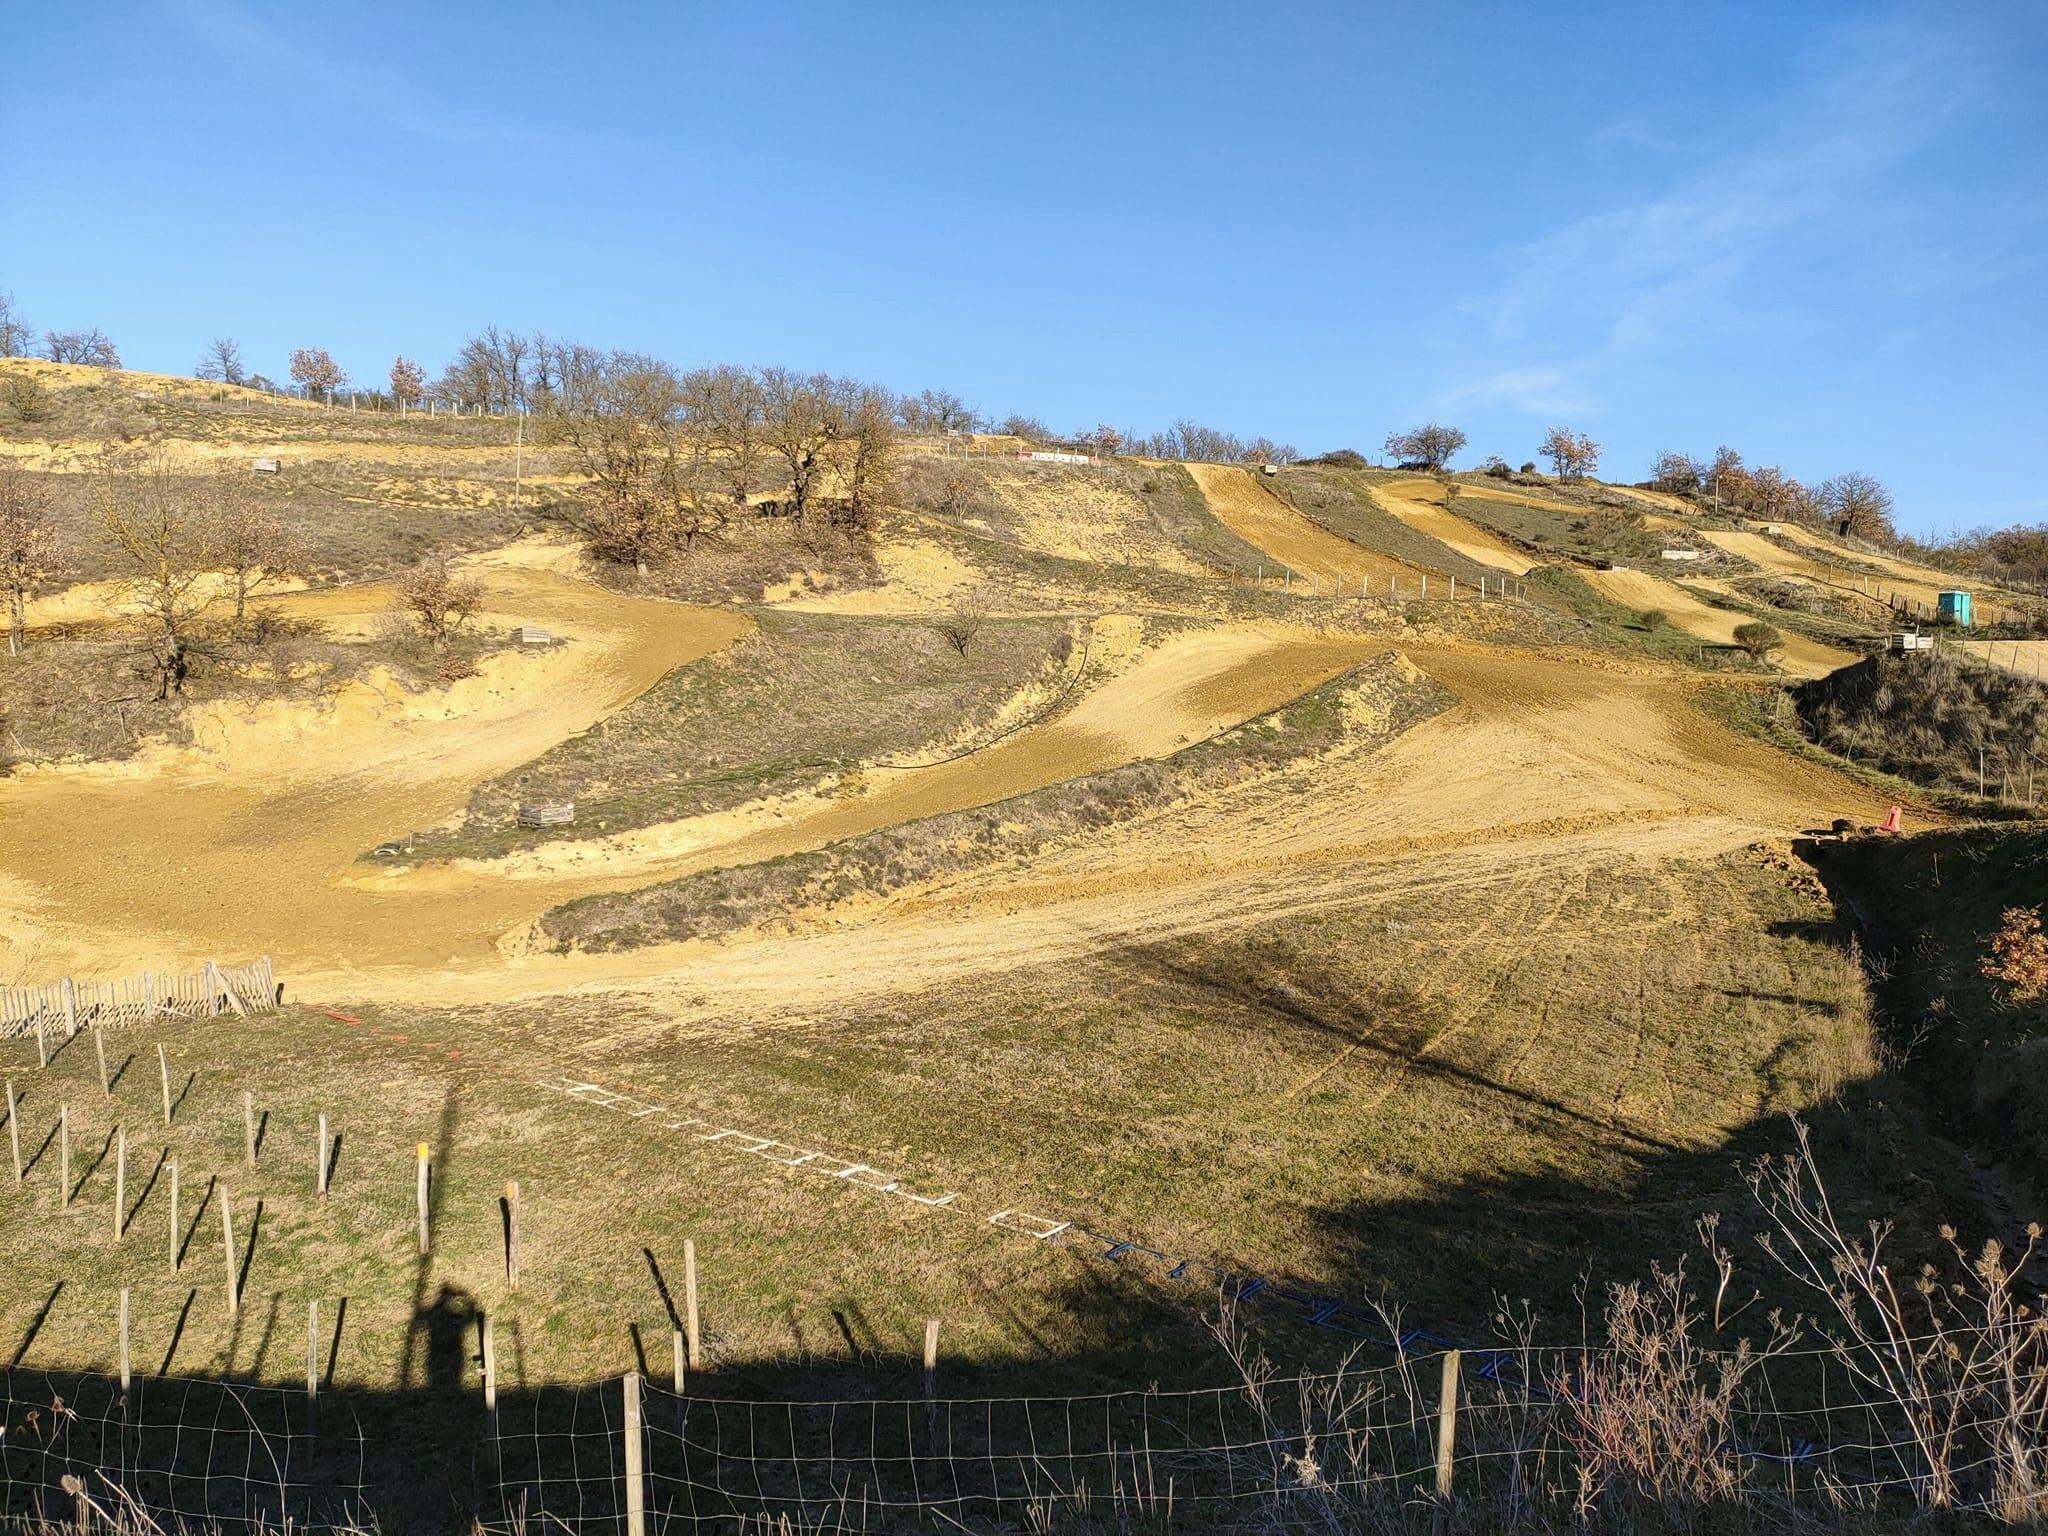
[
  {"left": 0, "top": 373, "right": 50, "bottom": 422},
  {"left": 1734, "top": 621, "right": 1783, "bottom": 659}
]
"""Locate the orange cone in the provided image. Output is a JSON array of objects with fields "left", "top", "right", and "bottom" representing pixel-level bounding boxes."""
[{"left": 1880, "top": 805, "right": 1903, "bottom": 834}]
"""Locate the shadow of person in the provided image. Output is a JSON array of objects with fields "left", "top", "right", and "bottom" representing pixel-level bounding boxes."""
[{"left": 406, "top": 1282, "right": 479, "bottom": 1390}]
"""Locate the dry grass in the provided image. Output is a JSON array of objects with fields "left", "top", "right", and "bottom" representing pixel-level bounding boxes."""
[
  {"left": 394, "top": 607, "right": 1081, "bottom": 863},
  {"left": 536, "top": 651, "right": 1454, "bottom": 950}
]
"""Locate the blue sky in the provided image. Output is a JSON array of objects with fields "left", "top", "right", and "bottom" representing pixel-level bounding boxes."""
[{"left": 2, "top": 2, "right": 2044, "bottom": 534}]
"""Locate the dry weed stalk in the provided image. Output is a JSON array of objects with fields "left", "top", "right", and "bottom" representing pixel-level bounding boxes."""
[{"left": 1748, "top": 1115, "right": 2048, "bottom": 1514}]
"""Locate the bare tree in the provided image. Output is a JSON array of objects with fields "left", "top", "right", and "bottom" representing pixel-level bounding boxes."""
[
  {"left": 1733, "top": 620, "right": 1783, "bottom": 660},
  {"left": 289, "top": 347, "right": 346, "bottom": 403},
  {"left": 1383, "top": 423, "right": 1467, "bottom": 471},
  {"left": 93, "top": 448, "right": 218, "bottom": 699},
  {"left": 196, "top": 337, "right": 245, "bottom": 386},
  {"left": 1087, "top": 423, "right": 1125, "bottom": 457},
  {"left": 0, "top": 291, "right": 32, "bottom": 358},
  {"left": 435, "top": 327, "right": 531, "bottom": 413},
  {"left": 757, "top": 367, "right": 837, "bottom": 523},
  {"left": 45, "top": 328, "right": 120, "bottom": 368},
  {"left": 0, "top": 462, "right": 60, "bottom": 656},
  {"left": 389, "top": 356, "right": 425, "bottom": 412},
  {"left": 695, "top": 364, "right": 767, "bottom": 516},
  {"left": 544, "top": 353, "right": 723, "bottom": 572},
  {"left": 1649, "top": 450, "right": 1704, "bottom": 494},
  {"left": 999, "top": 413, "right": 1054, "bottom": 444},
  {"left": 394, "top": 558, "right": 485, "bottom": 648},
  {"left": 1540, "top": 426, "right": 1600, "bottom": 480},
  {"left": 936, "top": 586, "right": 992, "bottom": 657},
  {"left": 1819, "top": 471, "right": 1896, "bottom": 544},
  {"left": 835, "top": 379, "right": 899, "bottom": 533},
  {"left": 899, "top": 388, "right": 977, "bottom": 435},
  {"left": 204, "top": 476, "right": 306, "bottom": 628}
]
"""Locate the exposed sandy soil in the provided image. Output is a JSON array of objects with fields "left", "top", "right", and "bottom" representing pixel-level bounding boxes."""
[
  {"left": 970, "top": 466, "right": 1207, "bottom": 575},
  {"left": 1955, "top": 638, "right": 2048, "bottom": 681},
  {"left": 770, "top": 529, "right": 984, "bottom": 614},
  {"left": 1698, "top": 526, "right": 2032, "bottom": 626},
  {"left": 1581, "top": 566, "right": 1857, "bottom": 678},
  {"left": 0, "top": 539, "right": 1372, "bottom": 994},
  {"left": 1371, "top": 478, "right": 1534, "bottom": 574},
  {"left": 1182, "top": 463, "right": 1414, "bottom": 586}
]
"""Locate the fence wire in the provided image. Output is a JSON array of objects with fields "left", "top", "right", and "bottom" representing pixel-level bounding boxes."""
[{"left": 4, "top": 1337, "right": 2043, "bottom": 1533}]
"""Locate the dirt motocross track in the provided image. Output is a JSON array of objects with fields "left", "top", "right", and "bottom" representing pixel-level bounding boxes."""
[{"left": 0, "top": 520, "right": 1890, "bottom": 1020}]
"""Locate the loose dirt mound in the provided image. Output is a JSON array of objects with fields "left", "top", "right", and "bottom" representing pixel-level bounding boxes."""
[
  {"left": 1182, "top": 463, "right": 1411, "bottom": 584},
  {"left": 1370, "top": 478, "right": 1534, "bottom": 574},
  {"left": 1581, "top": 567, "right": 1856, "bottom": 678}
]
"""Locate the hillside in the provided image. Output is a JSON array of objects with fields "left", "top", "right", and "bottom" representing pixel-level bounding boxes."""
[{"left": 1, "top": 359, "right": 2044, "bottom": 1531}]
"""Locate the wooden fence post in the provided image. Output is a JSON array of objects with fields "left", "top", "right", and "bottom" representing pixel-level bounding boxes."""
[
  {"left": 622, "top": 1373, "right": 648, "bottom": 1536},
  {"left": 243, "top": 1092, "right": 257, "bottom": 1165},
  {"left": 923, "top": 1317, "right": 941, "bottom": 1429},
  {"left": 5, "top": 1079, "right": 19, "bottom": 1184},
  {"left": 317, "top": 1115, "right": 329, "bottom": 1198},
  {"left": 416, "top": 1144, "right": 431, "bottom": 1255},
  {"left": 35, "top": 1015, "right": 47, "bottom": 1070},
  {"left": 307, "top": 1299, "right": 321, "bottom": 1439},
  {"left": 683, "top": 1239, "right": 701, "bottom": 1369},
  {"left": 119, "top": 1288, "right": 132, "bottom": 1395},
  {"left": 58, "top": 1104, "right": 69, "bottom": 1208},
  {"left": 1433, "top": 1348, "right": 1461, "bottom": 1526},
  {"left": 61, "top": 976, "right": 76, "bottom": 1036},
  {"left": 113, "top": 1125, "right": 126, "bottom": 1238},
  {"left": 167, "top": 1158, "right": 179, "bottom": 1271},
  {"left": 220, "top": 1184, "right": 238, "bottom": 1314},
  {"left": 504, "top": 1180, "right": 520, "bottom": 1288},
  {"left": 95, "top": 1029, "right": 109, "bottom": 1096},
  {"left": 481, "top": 1311, "right": 499, "bottom": 1444},
  {"left": 157, "top": 1045, "right": 172, "bottom": 1126},
  {"left": 143, "top": 971, "right": 156, "bottom": 1021},
  {"left": 671, "top": 1328, "right": 686, "bottom": 1397}
]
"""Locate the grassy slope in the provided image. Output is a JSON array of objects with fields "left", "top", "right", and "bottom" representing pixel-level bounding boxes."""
[
  {"left": 1269, "top": 466, "right": 1497, "bottom": 585},
  {"left": 0, "top": 847, "right": 1916, "bottom": 1405},
  {"left": 535, "top": 651, "right": 1455, "bottom": 950},
  {"left": 392, "top": 609, "right": 1078, "bottom": 862}
]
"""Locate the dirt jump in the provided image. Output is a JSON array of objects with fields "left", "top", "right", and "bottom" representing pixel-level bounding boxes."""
[
  {"left": 1182, "top": 463, "right": 1417, "bottom": 586},
  {"left": 1581, "top": 566, "right": 1856, "bottom": 678},
  {"left": 0, "top": 540, "right": 1374, "bottom": 995},
  {"left": 1370, "top": 477, "right": 1534, "bottom": 575}
]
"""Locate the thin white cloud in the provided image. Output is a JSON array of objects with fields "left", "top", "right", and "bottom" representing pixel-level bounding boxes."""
[
  {"left": 1471, "top": 13, "right": 1975, "bottom": 361},
  {"left": 165, "top": 0, "right": 551, "bottom": 148},
  {"left": 1440, "top": 365, "right": 1600, "bottom": 418}
]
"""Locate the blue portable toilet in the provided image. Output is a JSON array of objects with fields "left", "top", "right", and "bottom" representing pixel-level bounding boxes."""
[{"left": 1938, "top": 590, "right": 1973, "bottom": 626}]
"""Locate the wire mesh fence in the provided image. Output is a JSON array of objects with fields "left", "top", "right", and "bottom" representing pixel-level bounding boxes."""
[{"left": 4, "top": 1336, "right": 2043, "bottom": 1533}]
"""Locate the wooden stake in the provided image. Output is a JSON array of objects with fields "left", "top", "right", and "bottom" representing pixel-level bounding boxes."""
[
  {"left": 113, "top": 1125, "right": 126, "bottom": 1238},
  {"left": 119, "top": 1288, "right": 132, "bottom": 1395},
  {"left": 58, "top": 1104, "right": 70, "bottom": 1208},
  {"left": 671, "top": 1328, "right": 686, "bottom": 1397},
  {"left": 220, "top": 1184, "right": 238, "bottom": 1314},
  {"left": 1434, "top": 1349, "right": 1461, "bottom": 1516},
  {"left": 142, "top": 971, "right": 155, "bottom": 1021},
  {"left": 61, "top": 976, "right": 76, "bottom": 1036},
  {"left": 307, "top": 1299, "right": 320, "bottom": 1436},
  {"left": 5, "top": 1079, "right": 20, "bottom": 1184},
  {"left": 317, "top": 1115, "right": 329, "bottom": 1198},
  {"left": 35, "top": 1015, "right": 47, "bottom": 1070},
  {"left": 622, "top": 1373, "right": 647, "bottom": 1536},
  {"left": 95, "top": 1028, "right": 109, "bottom": 1096},
  {"left": 167, "top": 1159, "right": 179, "bottom": 1271},
  {"left": 481, "top": 1311, "right": 499, "bottom": 1442},
  {"left": 243, "top": 1092, "right": 257, "bottom": 1165},
  {"left": 683, "top": 1239, "right": 701, "bottom": 1369},
  {"left": 157, "top": 1045, "right": 172, "bottom": 1126},
  {"left": 416, "top": 1143, "right": 431, "bottom": 1255},
  {"left": 923, "top": 1318, "right": 940, "bottom": 1402},
  {"left": 503, "top": 1179, "right": 520, "bottom": 1288}
]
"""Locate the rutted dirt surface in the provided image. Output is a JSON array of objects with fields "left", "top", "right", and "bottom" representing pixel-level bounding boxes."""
[
  {"left": 1581, "top": 566, "right": 1856, "bottom": 678},
  {"left": 1370, "top": 477, "right": 1534, "bottom": 575},
  {"left": 1183, "top": 462, "right": 1413, "bottom": 585},
  {"left": 0, "top": 544, "right": 1371, "bottom": 989}
]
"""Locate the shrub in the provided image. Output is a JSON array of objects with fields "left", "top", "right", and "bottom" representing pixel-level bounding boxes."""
[
  {"left": 1303, "top": 448, "right": 1368, "bottom": 469},
  {"left": 0, "top": 373, "right": 50, "bottom": 422},
  {"left": 1519, "top": 461, "right": 1537, "bottom": 474},
  {"left": 1481, "top": 455, "right": 1512, "bottom": 479},
  {"left": 1639, "top": 608, "right": 1667, "bottom": 631},
  {"left": 1982, "top": 906, "right": 2048, "bottom": 1002},
  {"left": 1733, "top": 621, "right": 1783, "bottom": 659}
]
